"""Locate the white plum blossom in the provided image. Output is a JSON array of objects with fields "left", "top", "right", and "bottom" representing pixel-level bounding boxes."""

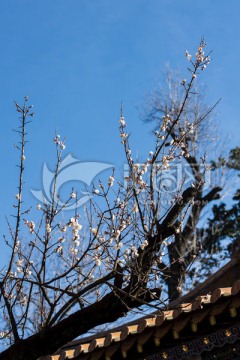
[
  {"left": 132, "top": 203, "right": 139, "bottom": 213},
  {"left": 141, "top": 164, "right": 148, "bottom": 174},
  {"left": 25, "top": 221, "right": 35, "bottom": 234},
  {"left": 108, "top": 176, "right": 114, "bottom": 187},
  {"left": 17, "top": 267, "right": 23, "bottom": 274},
  {"left": 162, "top": 156, "right": 170, "bottom": 169},
  {"left": 70, "top": 247, "right": 78, "bottom": 255},
  {"left": 46, "top": 223, "right": 51, "bottom": 234},
  {"left": 161, "top": 114, "right": 171, "bottom": 131},
  {"left": 143, "top": 224, "right": 148, "bottom": 232},
  {"left": 185, "top": 50, "right": 192, "bottom": 61},
  {"left": 133, "top": 163, "right": 140, "bottom": 172},
  {"left": 130, "top": 245, "right": 139, "bottom": 257},
  {"left": 26, "top": 268, "right": 32, "bottom": 277},
  {"left": 95, "top": 258, "right": 101, "bottom": 266},
  {"left": 0, "top": 331, "right": 9, "bottom": 339},
  {"left": 140, "top": 240, "right": 149, "bottom": 250},
  {"left": 53, "top": 134, "right": 60, "bottom": 143},
  {"left": 189, "top": 123, "right": 194, "bottom": 133},
  {"left": 120, "top": 133, "right": 127, "bottom": 139},
  {"left": 55, "top": 245, "right": 63, "bottom": 254},
  {"left": 113, "top": 229, "right": 121, "bottom": 239},
  {"left": 91, "top": 228, "right": 98, "bottom": 235},
  {"left": 16, "top": 259, "right": 24, "bottom": 267},
  {"left": 98, "top": 236, "right": 105, "bottom": 243},
  {"left": 119, "top": 116, "right": 126, "bottom": 126},
  {"left": 73, "top": 223, "right": 82, "bottom": 231},
  {"left": 115, "top": 242, "right": 123, "bottom": 250},
  {"left": 119, "top": 220, "right": 126, "bottom": 231},
  {"left": 70, "top": 192, "right": 76, "bottom": 198},
  {"left": 37, "top": 204, "right": 41, "bottom": 210},
  {"left": 21, "top": 296, "right": 27, "bottom": 306}
]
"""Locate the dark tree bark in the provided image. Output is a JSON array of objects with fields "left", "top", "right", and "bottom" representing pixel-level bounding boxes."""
[{"left": 0, "top": 286, "right": 161, "bottom": 360}]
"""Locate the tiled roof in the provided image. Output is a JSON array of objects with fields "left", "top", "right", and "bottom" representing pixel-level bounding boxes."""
[{"left": 43, "top": 278, "right": 240, "bottom": 360}]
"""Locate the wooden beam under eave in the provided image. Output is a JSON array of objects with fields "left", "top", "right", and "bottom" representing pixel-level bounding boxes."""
[
  {"left": 74, "top": 343, "right": 90, "bottom": 357},
  {"left": 120, "top": 325, "right": 138, "bottom": 341},
  {"left": 154, "top": 323, "right": 172, "bottom": 346},
  {"left": 120, "top": 337, "right": 136, "bottom": 358},
  {"left": 104, "top": 332, "right": 121, "bottom": 347},
  {"left": 89, "top": 349, "right": 105, "bottom": 360},
  {"left": 59, "top": 350, "right": 75, "bottom": 360},
  {"left": 89, "top": 338, "right": 105, "bottom": 352},
  {"left": 210, "top": 287, "right": 232, "bottom": 303},
  {"left": 104, "top": 343, "right": 120, "bottom": 359}
]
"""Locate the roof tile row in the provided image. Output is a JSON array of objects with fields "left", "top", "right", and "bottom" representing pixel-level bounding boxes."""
[{"left": 45, "top": 278, "right": 240, "bottom": 360}]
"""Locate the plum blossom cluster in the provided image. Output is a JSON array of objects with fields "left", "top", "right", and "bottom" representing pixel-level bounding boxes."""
[
  {"left": 16, "top": 258, "right": 24, "bottom": 273},
  {"left": 119, "top": 116, "right": 126, "bottom": 127},
  {"left": 185, "top": 39, "right": 211, "bottom": 73},
  {"left": 24, "top": 220, "right": 35, "bottom": 234},
  {"left": 53, "top": 217, "right": 83, "bottom": 256},
  {"left": 185, "top": 50, "right": 191, "bottom": 61},
  {"left": 130, "top": 162, "right": 149, "bottom": 189},
  {"left": 15, "top": 258, "right": 32, "bottom": 278},
  {"left": 130, "top": 244, "right": 139, "bottom": 258},
  {"left": 108, "top": 176, "right": 114, "bottom": 187},
  {"left": 46, "top": 223, "right": 51, "bottom": 234},
  {"left": 68, "top": 217, "right": 82, "bottom": 245},
  {"left": 53, "top": 134, "right": 66, "bottom": 150},
  {"left": 161, "top": 114, "right": 172, "bottom": 132},
  {"left": 0, "top": 331, "right": 10, "bottom": 339},
  {"left": 93, "top": 256, "right": 101, "bottom": 267},
  {"left": 140, "top": 239, "right": 149, "bottom": 250}
]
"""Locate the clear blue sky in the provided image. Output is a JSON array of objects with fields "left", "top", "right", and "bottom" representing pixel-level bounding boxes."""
[{"left": 0, "top": 1, "right": 239, "bottom": 241}]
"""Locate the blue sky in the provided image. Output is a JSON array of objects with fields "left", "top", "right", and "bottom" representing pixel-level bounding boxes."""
[{"left": 0, "top": 1, "right": 239, "bottom": 242}]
